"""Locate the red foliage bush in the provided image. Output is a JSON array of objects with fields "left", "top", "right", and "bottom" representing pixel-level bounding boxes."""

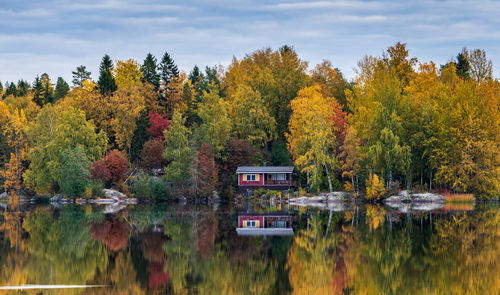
[
  {"left": 103, "top": 150, "right": 129, "bottom": 183},
  {"left": 148, "top": 111, "right": 170, "bottom": 139},
  {"left": 90, "top": 160, "right": 112, "bottom": 184},
  {"left": 140, "top": 138, "right": 167, "bottom": 171}
]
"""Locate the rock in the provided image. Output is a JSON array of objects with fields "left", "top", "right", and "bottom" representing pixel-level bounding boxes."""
[
  {"left": 50, "top": 194, "right": 64, "bottom": 202},
  {"left": 0, "top": 192, "right": 8, "bottom": 199},
  {"left": 88, "top": 199, "right": 116, "bottom": 204},
  {"left": 412, "top": 193, "right": 444, "bottom": 203},
  {"left": 385, "top": 202, "right": 412, "bottom": 213},
  {"left": 288, "top": 196, "right": 309, "bottom": 203},
  {"left": 384, "top": 190, "right": 412, "bottom": 203},
  {"left": 326, "top": 191, "right": 350, "bottom": 202},
  {"left": 103, "top": 189, "right": 126, "bottom": 201},
  {"left": 327, "top": 202, "right": 350, "bottom": 211}
]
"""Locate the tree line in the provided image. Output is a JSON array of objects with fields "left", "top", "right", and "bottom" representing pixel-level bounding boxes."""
[{"left": 0, "top": 43, "right": 498, "bottom": 199}]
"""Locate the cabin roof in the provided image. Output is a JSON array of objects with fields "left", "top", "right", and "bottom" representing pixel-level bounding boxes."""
[{"left": 236, "top": 166, "right": 294, "bottom": 174}]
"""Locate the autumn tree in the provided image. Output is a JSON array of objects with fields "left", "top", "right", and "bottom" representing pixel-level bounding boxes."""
[
  {"left": 163, "top": 110, "right": 191, "bottom": 183},
  {"left": 229, "top": 84, "right": 276, "bottom": 147},
  {"left": 287, "top": 85, "right": 339, "bottom": 192},
  {"left": 196, "top": 86, "right": 232, "bottom": 157},
  {"left": 24, "top": 105, "right": 107, "bottom": 193},
  {"left": 139, "top": 138, "right": 166, "bottom": 171},
  {"left": 0, "top": 153, "right": 22, "bottom": 192},
  {"left": 224, "top": 46, "right": 309, "bottom": 139},
  {"left": 191, "top": 142, "right": 218, "bottom": 196},
  {"left": 148, "top": 111, "right": 170, "bottom": 139},
  {"left": 311, "top": 60, "right": 352, "bottom": 111},
  {"left": 113, "top": 59, "right": 143, "bottom": 88}
]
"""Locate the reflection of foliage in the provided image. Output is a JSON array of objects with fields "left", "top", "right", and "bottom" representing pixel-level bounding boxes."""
[
  {"left": 287, "top": 214, "right": 338, "bottom": 294},
  {"left": 365, "top": 204, "right": 387, "bottom": 230},
  {"left": 164, "top": 220, "right": 192, "bottom": 294},
  {"left": 91, "top": 219, "right": 129, "bottom": 252},
  {"left": 110, "top": 252, "right": 146, "bottom": 294},
  {"left": 22, "top": 206, "right": 108, "bottom": 285}
]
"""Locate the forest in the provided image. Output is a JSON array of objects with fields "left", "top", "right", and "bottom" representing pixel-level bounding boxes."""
[{"left": 0, "top": 42, "right": 498, "bottom": 200}]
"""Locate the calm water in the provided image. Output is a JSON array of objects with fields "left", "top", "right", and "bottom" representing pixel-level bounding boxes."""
[{"left": 0, "top": 200, "right": 498, "bottom": 294}]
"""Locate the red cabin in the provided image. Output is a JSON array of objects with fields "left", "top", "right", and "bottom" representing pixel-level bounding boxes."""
[{"left": 236, "top": 166, "right": 294, "bottom": 193}]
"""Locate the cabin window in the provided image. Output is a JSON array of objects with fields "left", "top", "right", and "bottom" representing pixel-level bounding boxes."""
[
  {"left": 245, "top": 174, "right": 257, "bottom": 181},
  {"left": 245, "top": 220, "right": 258, "bottom": 228},
  {"left": 271, "top": 173, "right": 286, "bottom": 181}
]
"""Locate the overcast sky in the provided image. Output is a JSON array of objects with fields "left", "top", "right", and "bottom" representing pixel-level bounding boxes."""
[{"left": 0, "top": 0, "right": 498, "bottom": 85}]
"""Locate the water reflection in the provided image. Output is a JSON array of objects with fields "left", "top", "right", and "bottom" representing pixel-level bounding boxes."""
[{"left": 0, "top": 200, "right": 497, "bottom": 294}]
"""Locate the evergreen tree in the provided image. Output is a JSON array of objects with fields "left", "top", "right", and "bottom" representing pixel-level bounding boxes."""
[
  {"left": 130, "top": 110, "right": 151, "bottom": 162},
  {"left": 40, "top": 73, "right": 54, "bottom": 104},
  {"left": 32, "top": 76, "right": 43, "bottom": 106},
  {"left": 17, "top": 80, "right": 30, "bottom": 97},
  {"left": 97, "top": 54, "right": 117, "bottom": 95},
  {"left": 159, "top": 52, "right": 179, "bottom": 85},
  {"left": 4, "top": 82, "right": 17, "bottom": 98},
  {"left": 72, "top": 65, "right": 91, "bottom": 87},
  {"left": 141, "top": 53, "right": 160, "bottom": 90},
  {"left": 456, "top": 50, "right": 471, "bottom": 80},
  {"left": 0, "top": 81, "right": 3, "bottom": 94},
  {"left": 54, "top": 77, "right": 70, "bottom": 101}
]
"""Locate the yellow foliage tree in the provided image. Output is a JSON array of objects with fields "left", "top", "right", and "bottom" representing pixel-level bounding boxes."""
[
  {"left": 287, "top": 85, "right": 339, "bottom": 192},
  {"left": 113, "top": 59, "right": 144, "bottom": 88},
  {"left": 0, "top": 153, "right": 22, "bottom": 192}
]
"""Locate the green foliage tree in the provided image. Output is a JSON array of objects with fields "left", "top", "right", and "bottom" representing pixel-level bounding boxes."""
[
  {"left": 54, "top": 77, "right": 70, "bottom": 101},
  {"left": 163, "top": 110, "right": 191, "bottom": 183},
  {"left": 196, "top": 86, "right": 232, "bottom": 156},
  {"left": 141, "top": 53, "right": 160, "bottom": 90},
  {"left": 72, "top": 65, "right": 91, "bottom": 87},
  {"left": 97, "top": 54, "right": 117, "bottom": 95},
  {"left": 24, "top": 105, "right": 107, "bottom": 193},
  {"left": 57, "top": 146, "right": 92, "bottom": 198},
  {"left": 159, "top": 52, "right": 179, "bottom": 86}
]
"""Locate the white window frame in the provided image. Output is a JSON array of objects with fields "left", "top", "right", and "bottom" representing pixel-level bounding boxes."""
[
  {"left": 246, "top": 220, "right": 257, "bottom": 228},
  {"left": 245, "top": 174, "right": 256, "bottom": 181}
]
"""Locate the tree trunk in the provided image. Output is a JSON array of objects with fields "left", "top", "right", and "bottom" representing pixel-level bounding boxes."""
[{"left": 324, "top": 163, "right": 333, "bottom": 193}]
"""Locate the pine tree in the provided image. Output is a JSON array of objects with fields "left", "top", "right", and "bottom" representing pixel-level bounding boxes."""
[
  {"left": 54, "top": 77, "right": 70, "bottom": 101},
  {"left": 40, "top": 73, "right": 54, "bottom": 104},
  {"left": 97, "top": 54, "right": 117, "bottom": 95},
  {"left": 130, "top": 110, "right": 151, "bottom": 162},
  {"left": 142, "top": 53, "right": 160, "bottom": 90},
  {"left": 159, "top": 52, "right": 179, "bottom": 85},
  {"left": 0, "top": 81, "right": 3, "bottom": 94},
  {"left": 32, "top": 76, "right": 43, "bottom": 106},
  {"left": 456, "top": 49, "right": 471, "bottom": 80},
  {"left": 72, "top": 65, "right": 91, "bottom": 87},
  {"left": 16, "top": 80, "right": 30, "bottom": 97},
  {"left": 4, "top": 82, "right": 17, "bottom": 98}
]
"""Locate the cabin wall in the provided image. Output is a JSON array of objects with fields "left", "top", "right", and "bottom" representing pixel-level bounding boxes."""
[{"left": 238, "top": 173, "right": 264, "bottom": 186}]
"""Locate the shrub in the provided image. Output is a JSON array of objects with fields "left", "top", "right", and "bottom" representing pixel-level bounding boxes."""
[
  {"left": 148, "top": 111, "right": 170, "bottom": 139},
  {"left": 365, "top": 174, "right": 386, "bottom": 201},
  {"left": 442, "top": 193, "right": 475, "bottom": 203},
  {"left": 91, "top": 150, "right": 129, "bottom": 187},
  {"left": 131, "top": 173, "right": 168, "bottom": 199},
  {"left": 253, "top": 188, "right": 267, "bottom": 198}
]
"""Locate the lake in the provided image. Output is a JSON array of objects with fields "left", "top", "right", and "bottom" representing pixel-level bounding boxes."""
[{"left": 0, "top": 200, "right": 498, "bottom": 294}]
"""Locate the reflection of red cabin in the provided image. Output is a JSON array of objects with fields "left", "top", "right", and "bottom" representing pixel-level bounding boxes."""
[
  {"left": 237, "top": 212, "right": 294, "bottom": 236},
  {"left": 236, "top": 166, "right": 294, "bottom": 192}
]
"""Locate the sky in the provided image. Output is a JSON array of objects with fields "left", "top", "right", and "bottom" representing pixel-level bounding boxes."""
[{"left": 0, "top": 0, "right": 499, "bottom": 85}]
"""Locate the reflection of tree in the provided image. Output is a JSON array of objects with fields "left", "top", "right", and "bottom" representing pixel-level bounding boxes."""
[
  {"left": 365, "top": 204, "right": 386, "bottom": 230},
  {"left": 425, "top": 209, "right": 500, "bottom": 294},
  {"left": 109, "top": 252, "right": 146, "bottom": 294},
  {"left": 164, "top": 220, "right": 191, "bottom": 294},
  {"left": 287, "top": 213, "right": 339, "bottom": 294},
  {"left": 22, "top": 206, "right": 108, "bottom": 285},
  {"left": 91, "top": 219, "right": 129, "bottom": 252}
]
